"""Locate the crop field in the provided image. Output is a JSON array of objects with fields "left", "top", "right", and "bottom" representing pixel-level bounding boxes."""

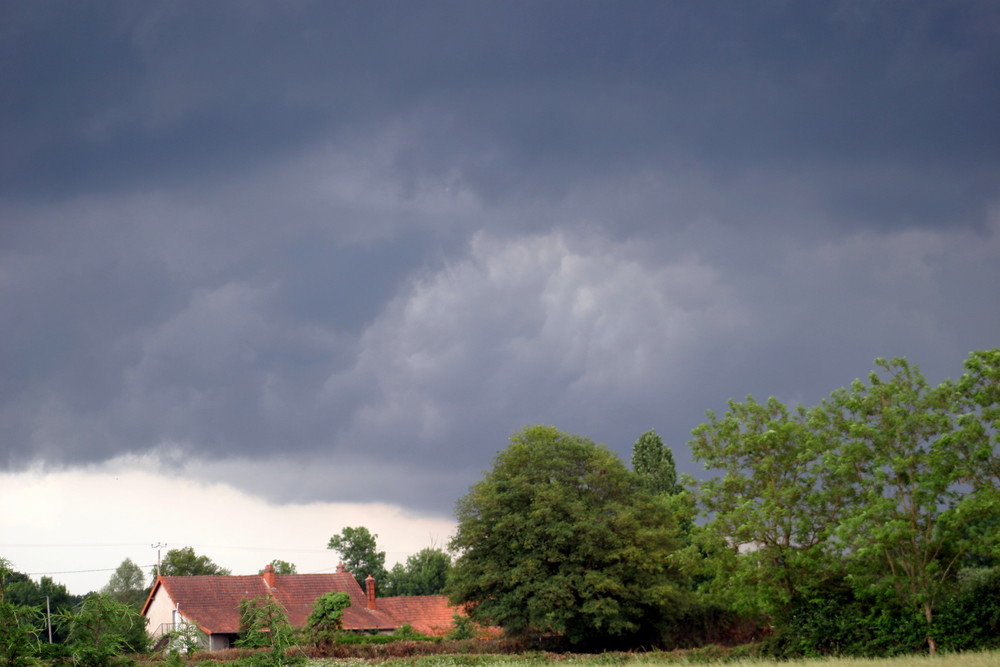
[{"left": 298, "top": 650, "right": 1000, "bottom": 667}]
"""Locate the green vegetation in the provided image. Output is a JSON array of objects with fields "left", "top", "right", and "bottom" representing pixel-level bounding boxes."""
[
  {"left": 3, "top": 349, "right": 999, "bottom": 663},
  {"left": 263, "top": 561, "right": 298, "bottom": 576},
  {"left": 66, "top": 593, "right": 149, "bottom": 666},
  {"left": 103, "top": 559, "right": 149, "bottom": 611},
  {"left": 327, "top": 527, "right": 388, "bottom": 589},
  {"left": 449, "top": 425, "right": 684, "bottom": 648},
  {"left": 385, "top": 548, "right": 452, "bottom": 596},
  {"left": 305, "top": 592, "right": 352, "bottom": 650},
  {"left": 684, "top": 350, "right": 1000, "bottom": 657},
  {"left": 325, "top": 650, "right": 1000, "bottom": 667},
  {"left": 157, "top": 548, "right": 232, "bottom": 581}
]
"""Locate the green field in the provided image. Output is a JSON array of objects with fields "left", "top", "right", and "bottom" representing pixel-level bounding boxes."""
[{"left": 300, "top": 651, "right": 1000, "bottom": 667}]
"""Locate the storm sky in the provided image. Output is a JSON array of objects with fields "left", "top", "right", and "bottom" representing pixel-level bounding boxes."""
[{"left": 2, "top": 1, "right": 999, "bottom": 591}]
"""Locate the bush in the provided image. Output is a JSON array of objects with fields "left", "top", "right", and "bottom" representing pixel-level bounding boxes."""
[{"left": 935, "top": 567, "right": 1000, "bottom": 652}]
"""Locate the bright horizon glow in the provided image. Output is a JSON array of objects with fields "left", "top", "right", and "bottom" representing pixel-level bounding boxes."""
[{"left": 0, "top": 459, "right": 457, "bottom": 596}]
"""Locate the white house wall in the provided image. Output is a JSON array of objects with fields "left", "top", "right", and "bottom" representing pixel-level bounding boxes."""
[{"left": 145, "top": 585, "right": 184, "bottom": 638}]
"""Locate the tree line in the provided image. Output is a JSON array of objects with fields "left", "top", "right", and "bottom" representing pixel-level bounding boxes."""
[
  {"left": 446, "top": 349, "right": 1000, "bottom": 656},
  {"left": 3, "top": 348, "right": 997, "bottom": 660},
  {"left": 0, "top": 534, "right": 451, "bottom": 666}
]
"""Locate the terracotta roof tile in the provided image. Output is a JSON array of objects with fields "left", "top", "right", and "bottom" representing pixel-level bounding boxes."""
[
  {"left": 149, "top": 573, "right": 399, "bottom": 635},
  {"left": 377, "top": 595, "right": 458, "bottom": 636}
]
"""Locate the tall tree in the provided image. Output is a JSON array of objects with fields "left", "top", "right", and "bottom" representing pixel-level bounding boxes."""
[
  {"left": 66, "top": 594, "right": 148, "bottom": 662},
  {"left": 449, "top": 425, "right": 684, "bottom": 647},
  {"left": 955, "top": 349, "right": 1000, "bottom": 563},
  {"left": 384, "top": 548, "right": 451, "bottom": 596},
  {"left": 0, "top": 559, "right": 42, "bottom": 667},
  {"left": 102, "top": 559, "right": 148, "bottom": 611},
  {"left": 690, "top": 396, "right": 841, "bottom": 618},
  {"left": 631, "top": 429, "right": 681, "bottom": 496},
  {"left": 819, "top": 357, "right": 988, "bottom": 655},
  {"left": 2, "top": 567, "right": 75, "bottom": 644},
  {"left": 327, "top": 527, "right": 387, "bottom": 589},
  {"left": 156, "top": 547, "right": 231, "bottom": 580}
]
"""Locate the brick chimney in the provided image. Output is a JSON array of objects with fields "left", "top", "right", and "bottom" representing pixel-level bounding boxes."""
[
  {"left": 262, "top": 563, "right": 276, "bottom": 589},
  {"left": 336, "top": 561, "right": 346, "bottom": 573},
  {"left": 365, "top": 574, "right": 376, "bottom": 610}
]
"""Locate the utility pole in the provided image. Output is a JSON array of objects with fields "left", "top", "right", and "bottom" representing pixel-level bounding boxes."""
[
  {"left": 45, "top": 595, "right": 52, "bottom": 643},
  {"left": 151, "top": 542, "right": 167, "bottom": 578}
]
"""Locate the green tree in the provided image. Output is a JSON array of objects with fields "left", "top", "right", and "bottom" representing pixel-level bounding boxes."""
[
  {"left": 261, "top": 560, "right": 297, "bottom": 575},
  {"left": 0, "top": 560, "right": 42, "bottom": 667},
  {"left": 156, "top": 548, "right": 230, "bottom": 580},
  {"left": 819, "top": 357, "right": 987, "bottom": 655},
  {"left": 67, "top": 594, "right": 148, "bottom": 666},
  {"left": 385, "top": 548, "right": 451, "bottom": 596},
  {"left": 955, "top": 349, "right": 1000, "bottom": 563},
  {"left": 690, "top": 396, "right": 841, "bottom": 619},
  {"left": 632, "top": 429, "right": 681, "bottom": 496},
  {"left": 237, "top": 595, "right": 294, "bottom": 651},
  {"left": 3, "top": 568, "right": 75, "bottom": 644},
  {"left": 448, "top": 425, "right": 684, "bottom": 647},
  {"left": 327, "top": 527, "right": 387, "bottom": 589},
  {"left": 305, "top": 592, "right": 350, "bottom": 649},
  {"left": 102, "top": 559, "right": 148, "bottom": 611}
]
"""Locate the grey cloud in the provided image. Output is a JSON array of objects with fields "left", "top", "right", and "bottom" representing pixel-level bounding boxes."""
[{"left": 2, "top": 0, "right": 998, "bottom": 515}]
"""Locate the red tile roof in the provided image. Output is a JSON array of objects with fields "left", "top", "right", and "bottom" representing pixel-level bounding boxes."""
[
  {"left": 144, "top": 573, "right": 397, "bottom": 635},
  {"left": 377, "top": 595, "right": 458, "bottom": 636},
  {"left": 142, "top": 572, "right": 460, "bottom": 637}
]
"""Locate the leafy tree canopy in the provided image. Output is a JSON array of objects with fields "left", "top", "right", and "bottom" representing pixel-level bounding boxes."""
[
  {"left": 261, "top": 560, "right": 297, "bottom": 575},
  {"left": 385, "top": 548, "right": 451, "bottom": 596},
  {"left": 631, "top": 429, "right": 681, "bottom": 496},
  {"left": 306, "top": 591, "right": 351, "bottom": 648},
  {"left": 327, "top": 527, "right": 387, "bottom": 589},
  {"left": 66, "top": 593, "right": 148, "bottom": 664},
  {"left": 689, "top": 350, "right": 1000, "bottom": 656},
  {"left": 449, "top": 425, "right": 685, "bottom": 647},
  {"left": 156, "top": 547, "right": 231, "bottom": 580},
  {"left": 0, "top": 559, "right": 43, "bottom": 667},
  {"left": 102, "top": 559, "right": 148, "bottom": 611}
]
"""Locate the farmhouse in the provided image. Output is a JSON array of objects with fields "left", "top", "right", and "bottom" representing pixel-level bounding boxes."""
[{"left": 142, "top": 563, "right": 458, "bottom": 650}]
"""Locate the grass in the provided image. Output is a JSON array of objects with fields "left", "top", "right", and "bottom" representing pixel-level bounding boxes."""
[{"left": 296, "top": 651, "right": 1000, "bottom": 667}]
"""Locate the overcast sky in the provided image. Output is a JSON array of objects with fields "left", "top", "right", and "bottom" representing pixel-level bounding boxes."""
[{"left": 2, "top": 0, "right": 999, "bottom": 594}]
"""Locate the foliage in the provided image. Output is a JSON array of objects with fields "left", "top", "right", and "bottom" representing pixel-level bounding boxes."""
[
  {"left": 305, "top": 592, "right": 351, "bottom": 649},
  {"left": 955, "top": 348, "right": 1000, "bottom": 563},
  {"left": 236, "top": 596, "right": 294, "bottom": 650},
  {"left": 689, "top": 349, "right": 1000, "bottom": 657},
  {"left": 66, "top": 594, "right": 148, "bottom": 667},
  {"left": 326, "top": 527, "right": 387, "bottom": 589},
  {"left": 163, "top": 621, "right": 203, "bottom": 656},
  {"left": 933, "top": 567, "right": 1000, "bottom": 652},
  {"left": 690, "top": 396, "right": 841, "bottom": 619},
  {"left": 260, "top": 561, "right": 296, "bottom": 575},
  {"left": 385, "top": 548, "right": 452, "bottom": 596},
  {"left": 447, "top": 612, "right": 477, "bottom": 641},
  {"left": 102, "top": 560, "right": 148, "bottom": 611},
  {"left": 449, "top": 425, "right": 685, "bottom": 648},
  {"left": 818, "top": 357, "right": 985, "bottom": 654},
  {"left": 631, "top": 429, "right": 681, "bottom": 497},
  {"left": 155, "top": 548, "right": 230, "bottom": 581},
  {"left": 3, "top": 566, "right": 77, "bottom": 645},
  {"left": 234, "top": 596, "right": 300, "bottom": 667},
  {"left": 0, "top": 559, "right": 43, "bottom": 667}
]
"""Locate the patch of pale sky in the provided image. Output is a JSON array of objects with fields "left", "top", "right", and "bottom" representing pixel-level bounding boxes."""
[{"left": 0, "top": 456, "right": 456, "bottom": 595}]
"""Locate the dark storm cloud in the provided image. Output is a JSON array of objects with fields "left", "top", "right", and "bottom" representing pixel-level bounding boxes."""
[{"left": 2, "top": 1, "right": 998, "bottom": 513}]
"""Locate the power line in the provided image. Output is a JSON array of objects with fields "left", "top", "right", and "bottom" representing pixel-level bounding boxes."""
[
  {"left": 0, "top": 543, "right": 148, "bottom": 548},
  {"left": 26, "top": 565, "right": 156, "bottom": 576}
]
